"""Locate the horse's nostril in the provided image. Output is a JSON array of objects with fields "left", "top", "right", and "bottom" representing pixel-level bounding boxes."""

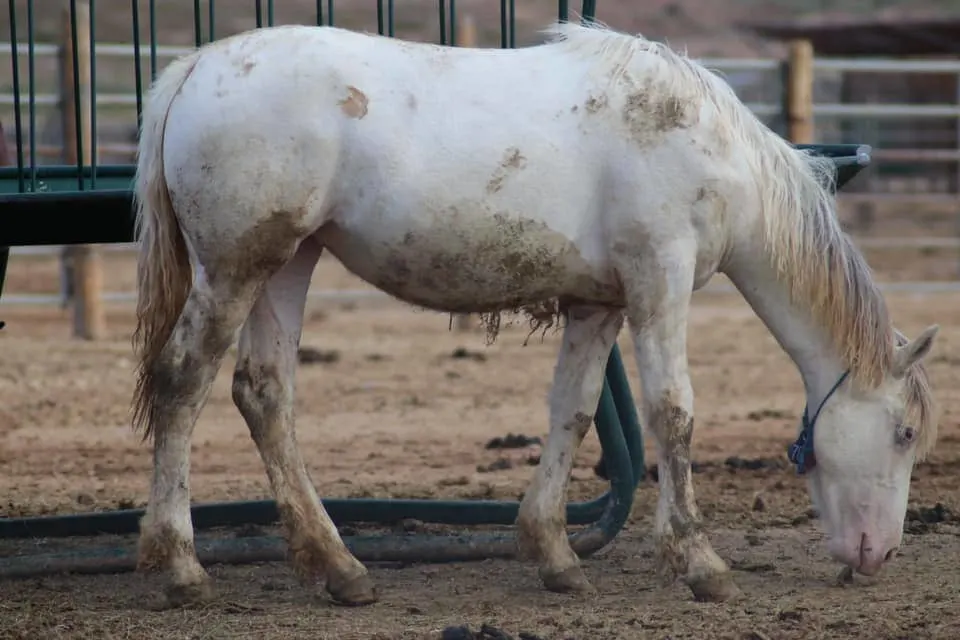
[{"left": 884, "top": 548, "right": 896, "bottom": 562}]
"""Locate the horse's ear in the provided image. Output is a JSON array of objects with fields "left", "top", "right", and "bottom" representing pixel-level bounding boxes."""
[{"left": 892, "top": 324, "right": 939, "bottom": 378}]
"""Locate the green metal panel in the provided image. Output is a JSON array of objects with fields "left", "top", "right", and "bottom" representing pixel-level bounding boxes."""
[{"left": 2, "top": 1, "right": 600, "bottom": 196}]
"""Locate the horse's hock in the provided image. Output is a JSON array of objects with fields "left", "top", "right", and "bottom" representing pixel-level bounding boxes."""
[
  {"left": 0, "top": 0, "right": 650, "bottom": 583},
  {"left": 0, "top": 0, "right": 869, "bottom": 597}
]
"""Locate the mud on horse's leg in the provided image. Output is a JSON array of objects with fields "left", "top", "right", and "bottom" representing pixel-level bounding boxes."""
[
  {"left": 232, "top": 240, "right": 377, "bottom": 606},
  {"left": 516, "top": 306, "right": 624, "bottom": 593},
  {"left": 625, "top": 247, "right": 741, "bottom": 603},
  {"left": 136, "top": 278, "right": 262, "bottom": 607}
]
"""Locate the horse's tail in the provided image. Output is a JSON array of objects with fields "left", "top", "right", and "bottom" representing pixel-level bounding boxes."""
[{"left": 131, "top": 50, "right": 202, "bottom": 440}]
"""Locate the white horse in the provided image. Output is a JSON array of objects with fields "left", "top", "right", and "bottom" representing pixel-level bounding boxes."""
[{"left": 130, "top": 21, "right": 939, "bottom": 607}]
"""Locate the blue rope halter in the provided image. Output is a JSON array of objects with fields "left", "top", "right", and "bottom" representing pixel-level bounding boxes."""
[{"left": 788, "top": 370, "right": 851, "bottom": 475}]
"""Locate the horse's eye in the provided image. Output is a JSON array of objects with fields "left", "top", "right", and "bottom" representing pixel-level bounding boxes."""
[{"left": 895, "top": 423, "right": 916, "bottom": 445}]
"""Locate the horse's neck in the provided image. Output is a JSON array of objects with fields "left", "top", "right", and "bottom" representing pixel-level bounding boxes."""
[{"left": 724, "top": 252, "right": 847, "bottom": 407}]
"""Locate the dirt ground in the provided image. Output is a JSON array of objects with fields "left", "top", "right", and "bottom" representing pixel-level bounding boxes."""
[{"left": 2, "top": 249, "right": 960, "bottom": 640}]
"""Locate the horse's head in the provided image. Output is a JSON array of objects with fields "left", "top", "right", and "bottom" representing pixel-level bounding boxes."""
[{"left": 799, "top": 324, "right": 938, "bottom": 577}]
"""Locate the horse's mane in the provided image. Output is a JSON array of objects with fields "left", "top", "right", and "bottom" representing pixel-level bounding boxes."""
[{"left": 543, "top": 21, "right": 937, "bottom": 455}]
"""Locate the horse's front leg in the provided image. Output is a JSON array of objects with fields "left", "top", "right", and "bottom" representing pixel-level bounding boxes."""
[
  {"left": 516, "top": 305, "right": 624, "bottom": 593},
  {"left": 625, "top": 245, "right": 741, "bottom": 603}
]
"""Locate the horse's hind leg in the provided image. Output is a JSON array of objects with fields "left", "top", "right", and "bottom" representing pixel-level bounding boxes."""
[
  {"left": 231, "top": 239, "right": 377, "bottom": 606},
  {"left": 137, "top": 262, "right": 268, "bottom": 606},
  {"left": 620, "top": 240, "right": 740, "bottom": 602},
  {"left": 516, "top": 305, "right": 624, "bottom": 593}
]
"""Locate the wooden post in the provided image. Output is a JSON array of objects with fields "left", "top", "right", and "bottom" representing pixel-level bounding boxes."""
[
  {"left": 785, "top": 38, "right": 815, "bottom": 144},
  {"left": 452, "top": 13, "right": 478, "bottom": 333},
  {"left": 458, "top": 13, "right": 477, "bottom": 47},
  {"left": 59, "top": 0, "right": 105, "bottom": 340}
]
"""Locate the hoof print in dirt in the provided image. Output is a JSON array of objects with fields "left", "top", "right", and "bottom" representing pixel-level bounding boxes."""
[
  {"left": 905, "top": 502, "right": 955, "bottom": 534},
  {"left": 723, "top": 456, "right": 786, "bottom": 472},
  {"left": 777, "top": 609, "right": 803, "bottom": 623},
  {"left": 477, "top": 457, "right": 514, "bottom": 473},
  {"left": 450, "top": 347, "right": 487, "bottom": 362},
  {"left": 484, "top": 433, "right": 542, "bottom": 450},
  {"left": 297, "top": 347, "right": 340, "bottom": 365},
  {"left": 441, "top": 624, "right": 523, "bottom": 640}
]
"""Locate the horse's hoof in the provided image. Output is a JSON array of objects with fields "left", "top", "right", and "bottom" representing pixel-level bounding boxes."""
[
  {"left": 686, "top": 573, "right": 742, "bottom": 602},
  {"left": 327, "top": 572, "right": 379, "bottom": 606},
  {"left": 540, "top": 566, "right": 596, "bottom": 594},
  {"left": 163, "top": 578, "right": 215, "bottom": 609}
]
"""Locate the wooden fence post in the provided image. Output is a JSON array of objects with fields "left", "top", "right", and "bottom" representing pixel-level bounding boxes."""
[
  {"left": 452, "top": 13, "right": 478, "bottom": 333},
  {"left": 785, "top": 38, "right": 815, "bottom": 144},
  {"left": 59, "top": 0, "right": 105, "bottom": 340}
]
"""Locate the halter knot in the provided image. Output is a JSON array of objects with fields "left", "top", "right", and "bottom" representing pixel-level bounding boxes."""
[{"left": 787, "top": 370, "right": 850, "bottom": 475}]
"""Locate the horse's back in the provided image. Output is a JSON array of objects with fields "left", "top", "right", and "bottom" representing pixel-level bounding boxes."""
[{"left": 157, "top": 24, "right": 738, "bottom": 312}]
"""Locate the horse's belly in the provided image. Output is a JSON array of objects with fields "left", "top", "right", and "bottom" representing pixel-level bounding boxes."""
[{"left": 320, "top": 217, "right": 622, "bottom": 313}]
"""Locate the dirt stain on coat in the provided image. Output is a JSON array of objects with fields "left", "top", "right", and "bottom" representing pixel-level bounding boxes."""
[{"left": 340, "top": 86, "right": 369, "bottom": 119}]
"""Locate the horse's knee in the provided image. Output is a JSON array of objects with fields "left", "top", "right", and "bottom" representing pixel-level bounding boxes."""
[{"left": 648, "top": 395, "right": 694, "bottom": 445}]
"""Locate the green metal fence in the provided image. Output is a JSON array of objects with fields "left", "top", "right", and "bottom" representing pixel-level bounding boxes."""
[{"left": 0, "top": 1, "right": 596, "bottom": 195}]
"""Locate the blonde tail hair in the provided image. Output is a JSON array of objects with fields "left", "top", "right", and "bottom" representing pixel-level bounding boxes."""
[{"left": 130, "top": 50, "right": 202, "bottom": 441}]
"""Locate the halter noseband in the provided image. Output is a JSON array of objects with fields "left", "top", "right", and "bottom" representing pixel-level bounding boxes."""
[{"left": 788, "top": 370, "right": 851, "bottom": 475}]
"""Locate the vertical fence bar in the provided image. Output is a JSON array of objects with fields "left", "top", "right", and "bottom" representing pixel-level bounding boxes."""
[
  {"left": 559, "top": 0, "right": 569, "bottom": 22},
  {"left": 67, "top": 0, "right": 84, "bottom": 191},
  {"left": 149, "top": 0, "right": 157, "bottom": 80},
  {"left": 26, "top": 0, "right": 36, "bottom": 191},
  {"left": 508, "top": 0, "right": 515, "bottom": 48},
  {"left": 193, "top": 0, "right": 202, "bottom": 46},
  {"left": 438, "top": 0, "right": 446, "bottom": 45},
  {"left": 327, "top": 0, "right": 333, "bottom": 25},
  {"left": 208, "top": 0, "right": 215, "bottom": 42},
  {"left": 267, "top": 0, "right": 274, "bottom": 26},
  {"left": 89, "top": 0, "right": 97, "bottom": 189},
  {"left": 6, "top": 0, "right": 24, "bottom": 192},
  {"left": 450, "top": 0, "right": 457, "bottom": 45},
  {"left": 581, "top": 0, "right": 597, "bottom": 22},
  {"left": 256, "top": 0, "right": 263, "bottom": 28},
  {"left": 377, "top": 0, "right": 384, "bottom": 35},
  {"left": 131, "top": 0, "right": 144, "bottom": 127},
  {"left": 499, "top": 0, "right": 507, "bottom": 48},
  {"left": 388, "top": 0, "right": 394, "bottom": 36}
]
